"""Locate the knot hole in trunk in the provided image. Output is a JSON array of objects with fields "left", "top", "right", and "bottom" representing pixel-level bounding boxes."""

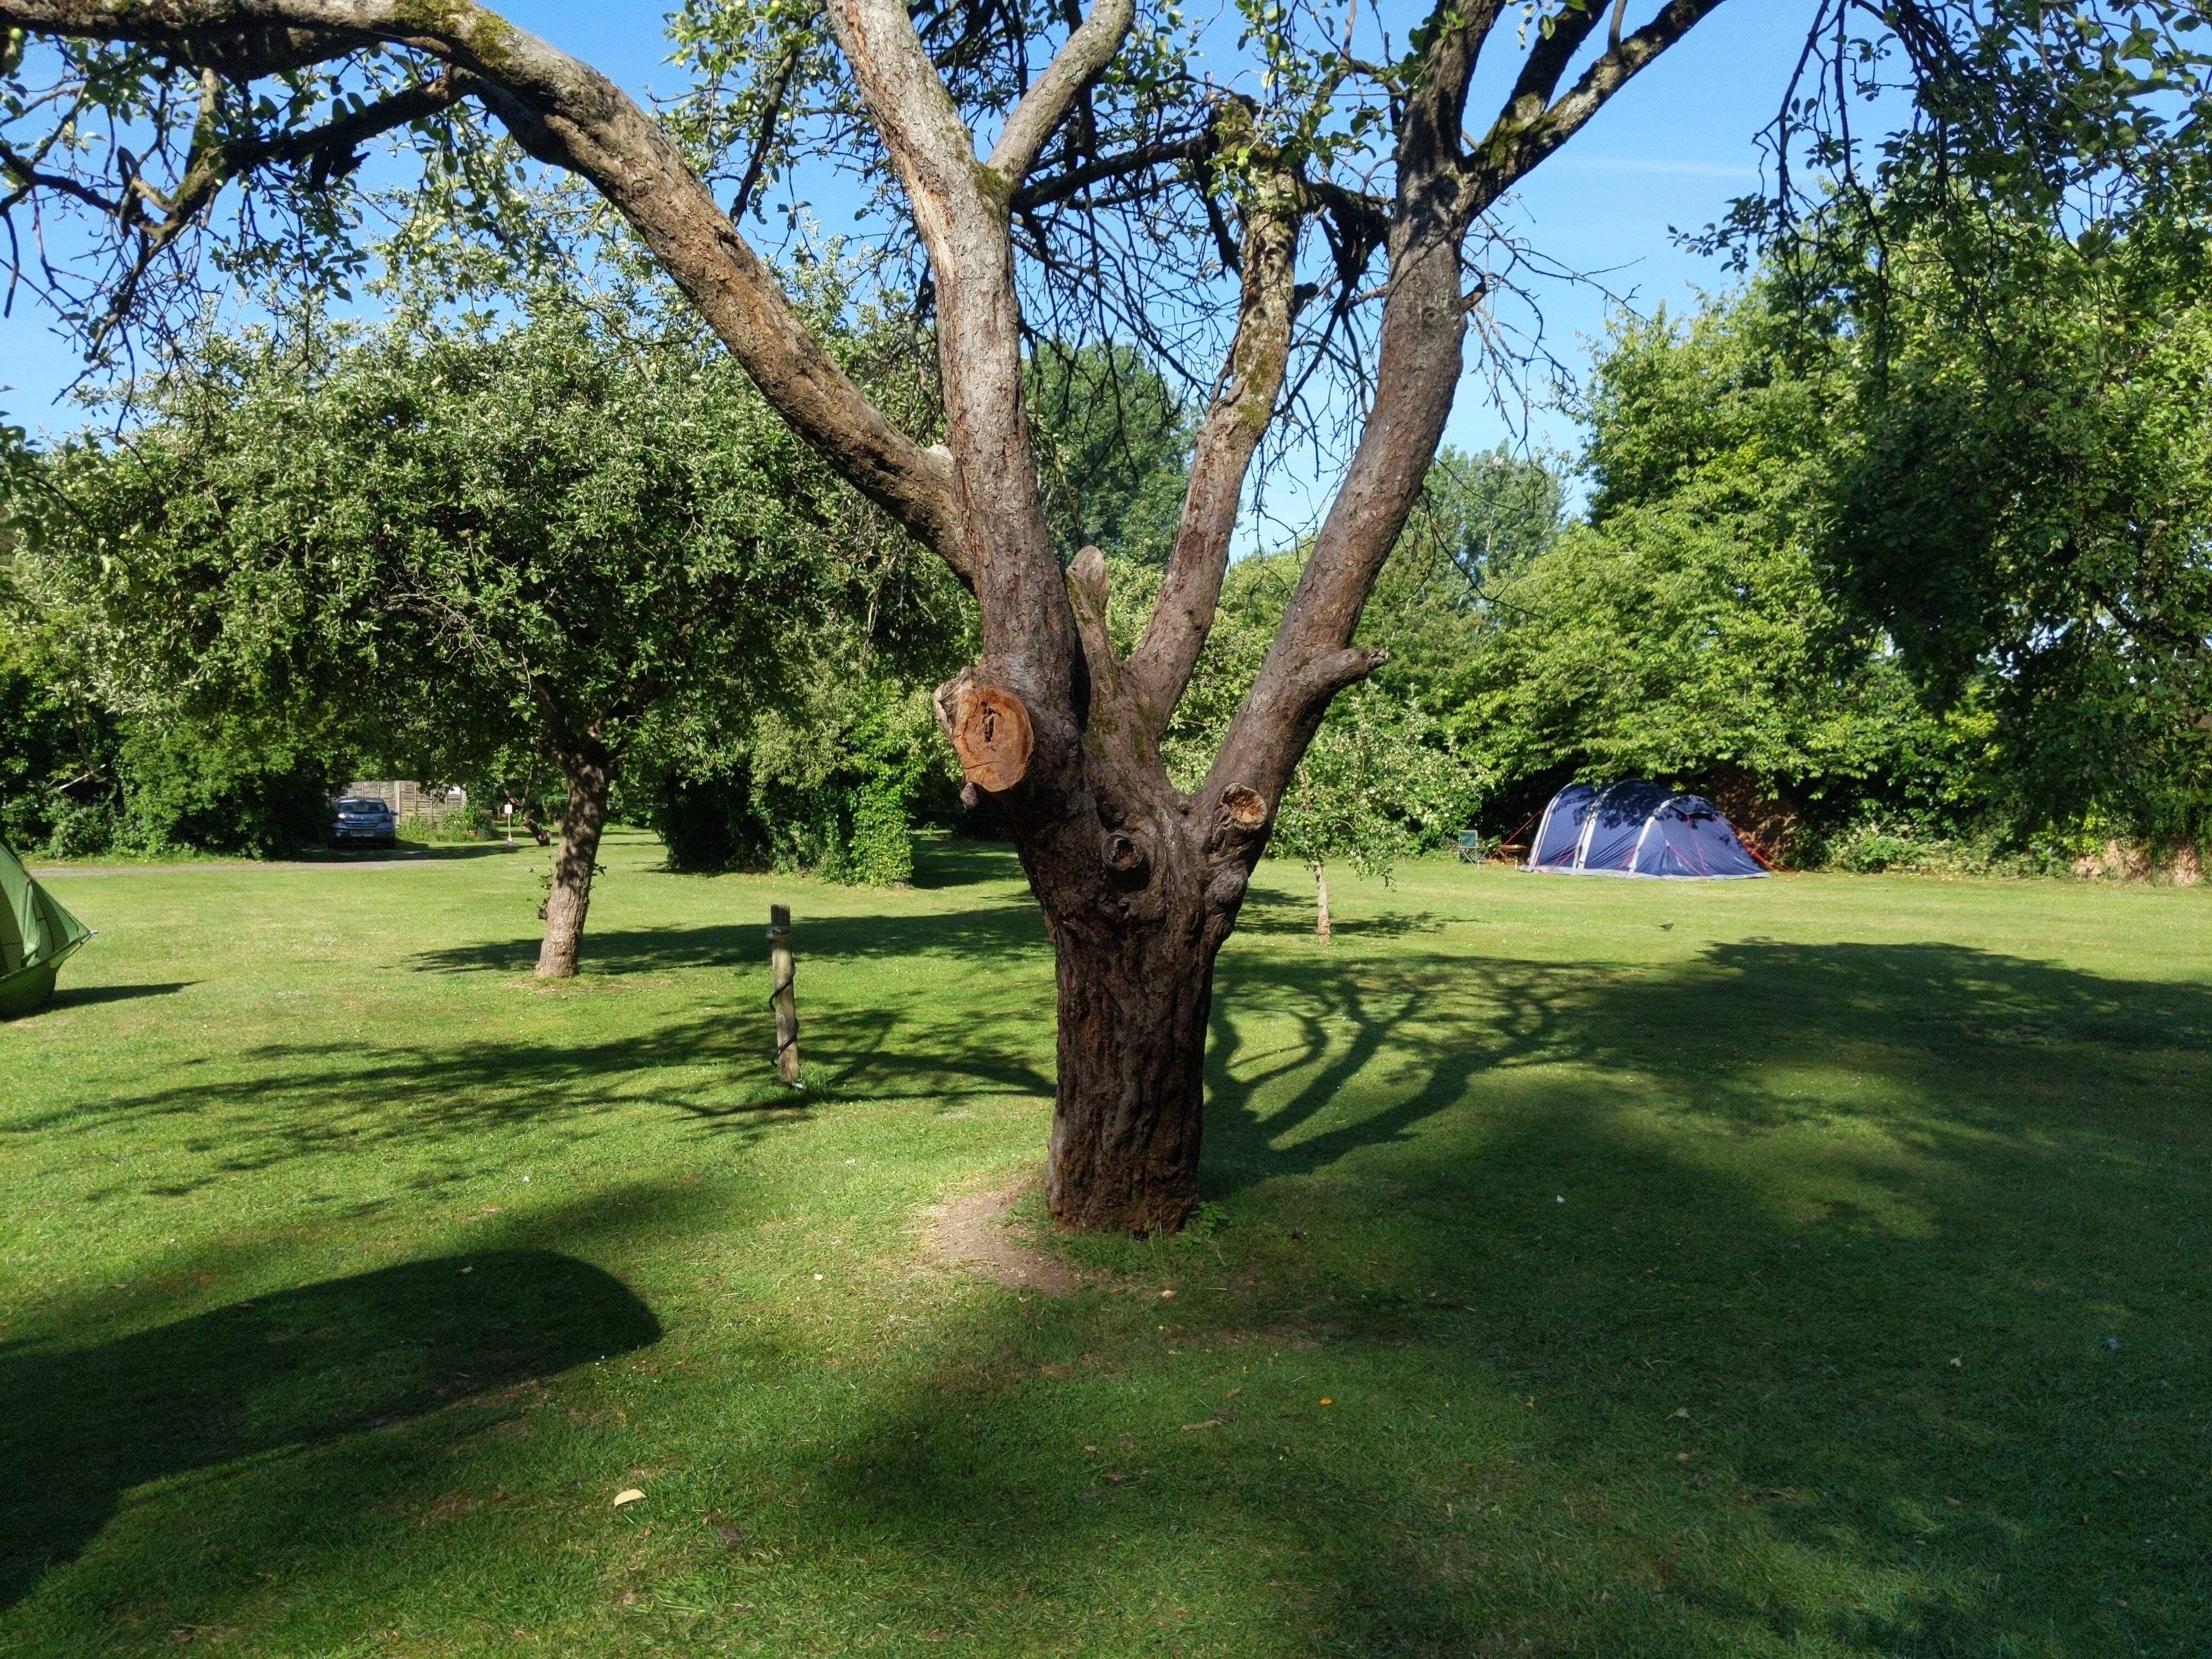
[{"left": 1102, "top": 830, "right": 1151, "bottom": 890}]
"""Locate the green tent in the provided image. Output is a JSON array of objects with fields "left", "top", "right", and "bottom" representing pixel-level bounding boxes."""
[{"left": 0, "top": 837, "right": 92, "bottom": 1016}]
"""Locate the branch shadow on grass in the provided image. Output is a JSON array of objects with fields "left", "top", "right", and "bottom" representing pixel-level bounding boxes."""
[
  {"left": 0, "top": 1249, "right": 659, "bottom": 1612},
  {"left": 770, "top": 938, "right": 2212, "bottom": 1656},
  {"left": 1203, "top": 934, "right": 2212, "bottom": 1194},
  {"left": 7, "top": 988, "right": 1053, "bottom": 1188},
  {"left": 406, "top": 900, "right": 1051, "bottom": 978}
]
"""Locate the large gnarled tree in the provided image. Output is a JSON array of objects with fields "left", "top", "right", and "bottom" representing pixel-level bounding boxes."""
[{"left": 2, "top": 0, "right": 2196, "bottom": 1229}]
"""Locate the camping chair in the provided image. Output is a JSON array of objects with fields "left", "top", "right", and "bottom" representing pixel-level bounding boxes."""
[{"left": 1455, "top": 831, "right": 1485, "bottom": 864}]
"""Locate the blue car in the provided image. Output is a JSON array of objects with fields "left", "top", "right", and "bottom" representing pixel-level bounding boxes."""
[{"left": 330, "top": 795, "right": 399, "bottom": 847}]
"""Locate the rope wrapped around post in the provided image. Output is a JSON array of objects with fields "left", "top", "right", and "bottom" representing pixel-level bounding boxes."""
[{"left": 768, "top": 904, "right": 800, "bottom": 1087}]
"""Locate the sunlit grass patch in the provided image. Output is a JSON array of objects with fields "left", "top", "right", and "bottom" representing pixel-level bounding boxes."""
[{"left": 3, "top": 834, "right": 2208, "bottom": 1655}]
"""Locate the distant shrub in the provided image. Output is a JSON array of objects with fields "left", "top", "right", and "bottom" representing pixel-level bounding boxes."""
[
  {"left": 110, "top": 722, "right": 345, "bottom": 857},
  {"left": 1813, "top": 822, "right": 2057, "bottom": 878},
  {"left": 636, "top": 681, "right": 939, "bottom": 886}
]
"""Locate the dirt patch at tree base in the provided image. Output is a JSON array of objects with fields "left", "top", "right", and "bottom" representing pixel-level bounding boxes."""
[{"left": 923, "top": 1181, "right": 1080, "bottom": 1297}]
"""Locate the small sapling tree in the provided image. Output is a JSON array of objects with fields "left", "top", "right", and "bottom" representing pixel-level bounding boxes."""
[{"left": 1271, "top": 685, "right": 1480, "bottom": 942}]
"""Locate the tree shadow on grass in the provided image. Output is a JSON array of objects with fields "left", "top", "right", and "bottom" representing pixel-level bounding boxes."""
[
  {"left": 43, "top": 981, "right": 195, "bottom": 1010},
  {"left": 7, "top": 988, "right": 1053, "bottom": 1188},
  {"left": 5, "top": 1011, "right": 817, "bottom": 1192},
  {"left": 1204, "top": 935, "right": 2212, "bottom": 1194},
  {"left": 766, "top": 940, "right": 2212, "bottom": 1655},
  {"left": 407, "top": 899, "right": 1050, "bottom": 978},
  {"left": 909, "top": 838, "right": 1028, "bottom": 890},
  {"left": 1230, "top": 882, "right": 1458, "bottom": 944},
  {"left": 757, "top": 1099, "right": 2209, "bottom": 1655},
  {"left": 293, "top": 843, "right": 521, "bottom": 864},
  {"left": 0, "top": 1249, "right": 659, "bottom": 1612}
]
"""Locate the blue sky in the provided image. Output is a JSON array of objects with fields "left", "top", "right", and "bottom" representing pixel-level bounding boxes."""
[{"left": 2, "top": 2, "right": 1819, "bottom": 467}]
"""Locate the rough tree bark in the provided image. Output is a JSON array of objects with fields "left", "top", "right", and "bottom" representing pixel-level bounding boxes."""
[{"left": 3, "top": 0, "right": 1729, "bottom": 1231}]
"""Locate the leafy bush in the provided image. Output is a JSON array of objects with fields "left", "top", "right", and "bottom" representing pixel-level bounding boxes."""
[
  {"left": 636, "top": 678, "right": 944, "bottom": 885},
  {"left": 111, "top": 721, "right": 348, "bottom": 857},
  {"left": 640, "top": 760, "right": 774, "bottom": 875},
  {"left": 0, "top": 630, "right": 117, "bottom": 854},
  {"left": 2, "top": 613, "right": 346, "bottom": 859}
]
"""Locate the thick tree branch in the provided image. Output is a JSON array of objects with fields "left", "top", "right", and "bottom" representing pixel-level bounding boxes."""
[
  {"left": 826, "top": 0, "right": 986, "bottom": 219},
  {"left": 829, "top": 0, "right": 1076, "bottom": 736},
  {"left": 0, "top": 0, "right": 970, "bottom": 580},
  {"left": 985, "top": 0, "right": 1134, "bottom": 185},
  {"left": 1465, "top": 0, "right": 1730, "bottom": 208},
  {"left": 1122, "top": 150, "right": 1301, "bottom": 734}
]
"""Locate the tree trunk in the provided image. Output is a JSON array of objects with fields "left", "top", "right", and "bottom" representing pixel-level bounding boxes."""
[
  {"left": 536, "top": 743, "right": 613, "bottom": 979},
  {"left": 1313, "top": 859, "right": 1331, "bottom": 944},
  {"left": 1043, "top": 884, "right": 1228, "bottom": 1235}
]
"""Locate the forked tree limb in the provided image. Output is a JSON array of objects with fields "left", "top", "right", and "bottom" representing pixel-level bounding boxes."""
[
  {"left": 1200, "top": 0, "right": 1489, "bottom": 813},
  {"left": 1122, "top": 141, "right": 1302, "bottom": 736},
  {"left": 0, "top": 0, "right": 970, "bottom": 578},
  {"left": 985, "top": 0, "right": 1136, "bottom": 184},
  {"left": 1462, "top": 0, "right": 1730, "bottom": 209},
  {"left": 1500, "top": 0, "right": 1609, "bottom": 116},
  {"left": 1206, "top": 0, "right": 1725, "bottom": 816}
]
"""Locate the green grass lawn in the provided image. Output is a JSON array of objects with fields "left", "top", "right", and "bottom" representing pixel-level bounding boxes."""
[{"left": 4, "top": 834, "right": 2209, "bottom": 1657}]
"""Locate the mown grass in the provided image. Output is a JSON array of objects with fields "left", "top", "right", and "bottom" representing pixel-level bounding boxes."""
[{"left": 3, "top": 832, "right": 2209, "bottom": 1657}]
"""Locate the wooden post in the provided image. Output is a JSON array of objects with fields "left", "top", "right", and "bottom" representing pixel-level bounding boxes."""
[{"left": 769, "top": 904, "right": 800, "bottom": 1087}]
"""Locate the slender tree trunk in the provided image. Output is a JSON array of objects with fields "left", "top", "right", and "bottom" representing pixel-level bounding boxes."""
[
  {"left": 537, "top": 742, "right": 613, "bottom": 979},
  {"left": 1313, "top": 859, "right": 1331, "bottom": 944}
]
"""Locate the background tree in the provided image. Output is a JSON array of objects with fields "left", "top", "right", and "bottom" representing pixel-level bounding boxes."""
[
  {"left": 1821, "top": 211, "right": 2212, "bottom": 850},
  {"left": 1353, "top": 444, "right": 1565, "bottom": 718},
  {"left": 638, "top": 665, "right": 961, "bottom": 884},
  {"left": 1460, "top": 299, "right": 1952, "bottom": 855},
  {"left": 33, "top": 294, "right": 863, "bottom": 973},
  {"left": 1025, "top": 342, "right": 1192, "bottom": 567},
  {"left": 2, "top": 0, "right": 2198, "bottom": 1231}
]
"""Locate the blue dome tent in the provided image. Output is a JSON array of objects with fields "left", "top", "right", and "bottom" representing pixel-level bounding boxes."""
[{"left": 1526, "top": 780, "right": 1768, "bottom": 879}]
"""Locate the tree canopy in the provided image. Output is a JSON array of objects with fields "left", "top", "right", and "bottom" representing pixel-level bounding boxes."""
[{"left": 24, "top": 288, "right": 950, "bottom": 964}]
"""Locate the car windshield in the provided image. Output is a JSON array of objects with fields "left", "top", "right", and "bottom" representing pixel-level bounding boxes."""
[{"left": 336, "top": 799, "right": 389, "bottom": 812}]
